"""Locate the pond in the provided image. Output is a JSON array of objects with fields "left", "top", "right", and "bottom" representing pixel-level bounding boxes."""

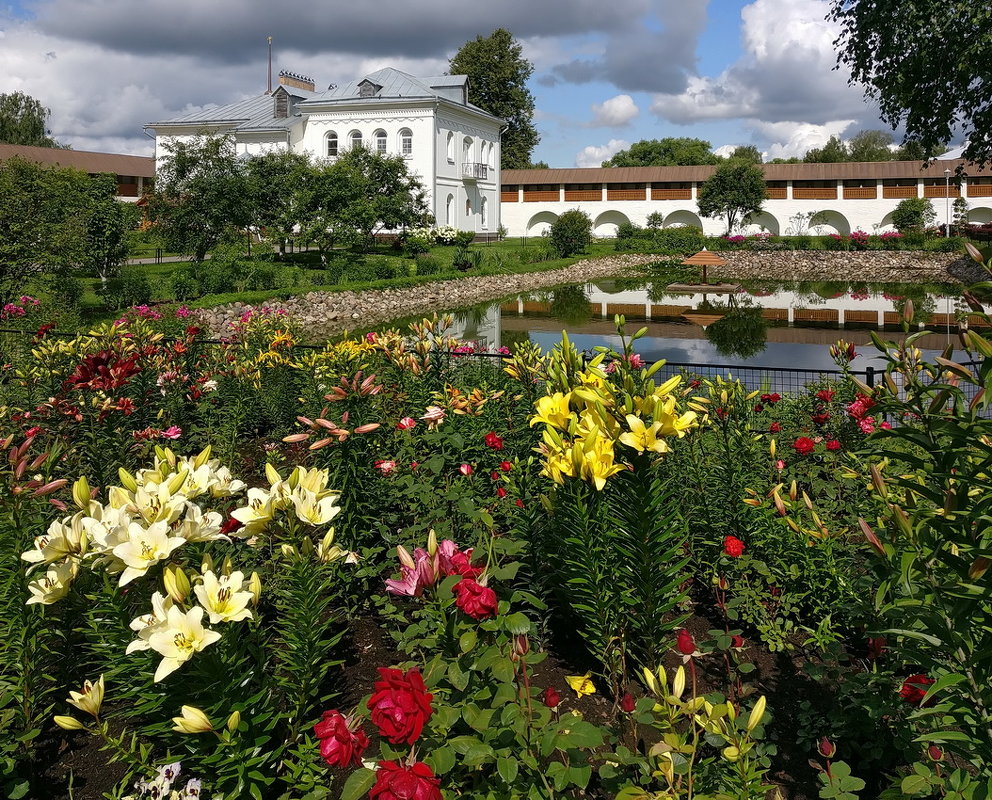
[{"left": 438, "top": 278, "right": 971, "bottom": 373}]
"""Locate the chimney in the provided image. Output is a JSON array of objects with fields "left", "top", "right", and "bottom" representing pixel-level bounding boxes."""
[{"left": 278, "top": 70, "right": 315, "bottom": 92}]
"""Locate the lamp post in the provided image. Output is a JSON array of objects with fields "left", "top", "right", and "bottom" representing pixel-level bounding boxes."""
[{"left": 945, "top": 168, "right": 952, "bottom": 238}]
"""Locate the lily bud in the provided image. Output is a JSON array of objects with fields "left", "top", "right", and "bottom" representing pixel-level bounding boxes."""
[
  {"left": 969, "top": 556, "right": 990, "bottom": 580},
  {"left": 265, "top": 462, "right": 282, "bottom": 487},
  {"left": 166, "top": 469, "right": 188, "bottom": 496},
  {"left": 201, "top": 552, "right": 214, "bottom": 574},
  {"left": 769, "top": 439, "right": 776, "bottom": 458},
  {"left": 280, "top": 543, "right": 299, "bottom": 560},
  {"left": 221, "top": 556, "right": 233, "bottom": 576},
  {"left": 226, "top": 710, "right": 241, "bottom": 732},
  {"left": 396, "top": 545, "right": 416, "bottom": 570},
  {"left": 427, "top": 529, "right": 438, "bottom": 557},
  {"left": 72, "top": 476, "right": 90, "bottom": 510},
  {"left": 746, "top": 695, "right": 767, "bottom": 733},
  {"left": 54, "top": 715, "right": 86, "bottom": 731},
  {"left": 163, "top": 565, "right": 190, "bottom": 604},
  {"left": 642, "top": 667, "right": 658, "bottom": 694},
  {"left": 671, "top": 666, "right": 686, "bottom": 701},
  {"left": 193, "top": 445, "right": 212, "bottom": 470},
  {"left": 172, "top": 705, "right": 214, "bottom": 734},
  {"left": 118, "top": 468, "right": 138, "bottom": 493},
  {"left": 248, "top": 572, "right": 262, "bottom": 605}
]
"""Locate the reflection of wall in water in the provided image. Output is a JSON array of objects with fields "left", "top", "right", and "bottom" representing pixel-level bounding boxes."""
[{"left": 448, "top": 304, "right": 502, "bottom": 349}]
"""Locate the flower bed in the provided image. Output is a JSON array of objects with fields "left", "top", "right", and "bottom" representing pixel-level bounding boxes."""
[{"left": 2, "top": 289, "right": 992, "bottom": 798}]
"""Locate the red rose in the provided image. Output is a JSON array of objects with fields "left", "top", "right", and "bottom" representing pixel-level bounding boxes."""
[
  {"left": 723, "top": 536, "right": 745, "bottom": 558},
  {"left": 676, "top": 629, "right": 696, "bottom": 656},
  {"left": 812, "top": 412, "right": 830, "bottom": 425},
  {"left": 769, "top": 422, "right": 781, "bottom": 433},
  {"left": 754, "top": 404, "right": 764, "bottom": 413},
  {"left": 496, "top": 487, "right": 508, "bottom": 499},
  {"left": 731, "top": 634, "right": 745, "bottom": 649},
  {"left": 826, "top": 439, "right": 841, "bottom": 451},
  {"left": 370, "top": 762, "right": 441, "bottom": 800},
  {"left": 367, "top": 668, "right": 434, "bottom": 745},
  {"left": 540, "top": 687, "right": 561, "bottom": 708},
  {"left": 793, "top": 437, "right": 816, "bottom": 456},
  {"left": 515, "top": 499, "right": 524, "bottom": 508},
  {"left": 899, "top": 674, "right": 935, "bottom": 706},
  {"left": 452, "top": 578, "right": 498, "bottom": 620},
  {"left": 490, "top": 471, "right": 500, "bottom": 481},
  {"left": 620, "top": 693, "right": 636, "bottom": 713},
  {"left": 500, "top": 461, "right": 513, "bottom": 472},
  {"left": 484, "top": 432, "right": 504, "bottom": 450},
  {"left": 313, "top": 710, "right": 368, "bottom": 768}
]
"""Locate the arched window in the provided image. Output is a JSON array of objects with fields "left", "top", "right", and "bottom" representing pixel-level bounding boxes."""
[
  {"left": 326, "top": 132, "right": 338, "bottom": 158},
  {"left": 465, "top": 198, "right": 472, "bottom": 216},
  {"left": 349, "top": 130, "right": 363, "bottom": 150},
  {"left": 446, "top": 132, "right": 455, "bottom": 163},
  {"left": 487, "top": 143, "right": 495, "bottom": 168},
  {"left": 481, "top": 197, "right": 488, "bottom": 228},
  {"left": 463, "top": 136, "right": 473, "bottom": 163},
  {"left": 445, "top": 194, "right": 454, "bottom": 225},
  {"left": 398, "top": 128, "right": 413, "bottom": 156},
  {"left": 373, "top": 129, "right": 387, "bottom": 153}
]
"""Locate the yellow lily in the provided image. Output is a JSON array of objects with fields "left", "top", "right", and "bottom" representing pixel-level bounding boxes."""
[
  {"left": 566, "top": 672, "right": 597, "bottom": 697},
  {"left": 112, "top": 521, "right": 186, "bottom": 587},
  {"left": 531, "top": 392, "right": 573, "bottom": 430},
  {"left": 172, "top": 705, "right": 214, "bottom": 734},
  {"left": 148, "top": 606, "right": 221, "bottom": 682},
  {"left": 194, "top": 570, "right": 254, "bottom": 624},
  {"left": 67, "top": 675, "right": 104, "bottom": 719},
  {"left": 619, "top": 414, "right": 669, "bottom": 454}
]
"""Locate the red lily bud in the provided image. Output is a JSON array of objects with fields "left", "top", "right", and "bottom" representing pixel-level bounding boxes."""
[
  {"left": 620, "top": 693, "right": 636, "bottom": 713},
  {"left": 817, "top": 738, "right": 836, "bottom": 759}
]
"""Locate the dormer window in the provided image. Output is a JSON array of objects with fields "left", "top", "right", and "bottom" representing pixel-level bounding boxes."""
[{"left": 358, "top": 79, "right": 381, "bottom": 98}]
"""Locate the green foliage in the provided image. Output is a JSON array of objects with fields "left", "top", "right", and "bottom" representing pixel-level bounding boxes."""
[
  {"left": 95, "top": 266, "right": 153, "bottom": 310},
  {"left": 697, "top": 161, "right": 767, "bottom": 234},
  {"left": 85, "top": 174, "right": 141, "bottom": 283},
  {"left": 891, "top": 197, "right": 937, "bottom": 233},
  {"left": 830, "top": 1, "right": 992, "bottom": 165},
  {"left": 0, "top": 91, "right": 61, "bottom": 147},
  {"left": 548, "top": 208, "right": 592, "bottom": 258},
  {"left": 729, "top": 144, "right": 764, "bottom": 164},
  {"left": 449, "top": 28, "right": 539, "bottom": 170},
  {"left": 705, "top": 307, "right": 768, "bottom": 359},
  {"left": 602, "top": 137, "right": 720, "bottom": 167},
  {"left": 804, "top": 136, "right": 851, "bottom": 164}
]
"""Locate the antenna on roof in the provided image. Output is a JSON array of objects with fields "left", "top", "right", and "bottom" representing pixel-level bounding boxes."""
[{"left": 266, "top": 36, "right": 273, "bottom": 95}]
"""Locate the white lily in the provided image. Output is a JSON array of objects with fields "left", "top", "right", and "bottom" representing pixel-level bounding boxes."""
[
  {"left": 178, "top": 505, "right": 226, "bottom": 542},
  {"left": 112, "top": 521, "right": 186, "bottom": 586},
  {"left": 290, "top": 487, "right": 341, "bottom": 526},
  {"left": 194, "top": 570, "right": 254, "bottom": 624},
  {"left": 230, "top": 487, "right": 275, "bottom": 533},
  {"left": 148, "top": 605, "right": 221, "bottom": 682},
  {"left": 26, "top": 560, "right": 76, "bottom": 605},
  {"left": 127, "top": 591, "right": 173, "bottom": 653}
]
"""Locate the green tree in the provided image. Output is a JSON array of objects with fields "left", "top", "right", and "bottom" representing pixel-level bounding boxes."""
[
  {"left": 706, "top": 307, "right": 768, "bottom": 359},
  {"left": 728, "top": 145, "right": 763, "bottom": 164},
  {"left": 85, "top": 174, "right": 140, "bottom": 285},
  {"left": 0, "top": 157, "right": 91, "bottom": 300},
  {"left": 548, "top": 208, "right": 592, "bottom": 258},
  {"left": 148, "top": 134, "right": 251, "bottom": 263},
  {"left": 803, "top": 135, "right": 850, "bottom": 163},
  {"left": 697, "top": 161, "right": 767, "bottom": 235},
  {"left": 890, "top": 197, "right": 936, "bottom": 232},
  {"left": 830, "top": 2, "right": 992, "bottom": 165},
  {"left": 602, "top": 137, "right": 720, "bottom": 167},
  {"left": 0, "top": 92, "right": 61, "bottom": 147},
  {"left": 244, "top": 150, "right": 313, "bottom": 255},
  {"left": 848, "top": 129, "right": 894, "bottom": 162},
  {"left": 448, "top": 28, "right": 539, "bottom": 170}
]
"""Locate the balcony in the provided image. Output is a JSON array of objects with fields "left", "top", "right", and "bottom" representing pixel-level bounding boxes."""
[
  {"left": 650, "top": 188, "right": 692, "bottom": 200},
  {"left": 843, "top": 187, "right": 877, "bottom": 199},
  {"left": 968, "top": 185, "right": 992, "bottom": 198},
  {"left": 461, "top": 162, "right": 488, "bottom": 180},
  {"left": 793, "top": 187, "right": 837, "bottom": 200},
  {"left": 923, "top": 184, "right": 960, "bottom": 198}
]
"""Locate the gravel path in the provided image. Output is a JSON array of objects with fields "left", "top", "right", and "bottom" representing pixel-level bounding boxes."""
[{"left": 195, "top": 250, "right": 974, "bottom": 340}]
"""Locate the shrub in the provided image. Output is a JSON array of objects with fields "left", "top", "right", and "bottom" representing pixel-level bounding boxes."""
[
  {"left": 891, "top": 197, "right": 937, "bottom": 232},
  {"left": 454, "top": 230, "right": 476, "bottom": 248},
  {"left": 413, "top": 254, "right": 441, "bottom": 276},
  {"left": 824, "top": 234, "right": 851, "bottom": 251},
  {"left": 452, "top": 246, "right": 483, "bottom": 271},
  {"left": 654, "top": 226, "right": 705, "bottom": 254},
  {"left": 645, "top": 211, "right": 665, "bottom": 229},
  {"left": 370, "top": 257, "right": 395, "bottom": 281},
  {"left": 170, "top": 268, "right": 200, "bottom": 301},
  {"left": 96, "top": 267, "right": 153, "bottom": 310},
  {"left": 548, "top": 209, "right": 592, "bottom": 257},
  {"left": 402, "top": 233, "right": 433, "bottom": 256},
  {"left": 791, "top": 234, "right": 813, "bottom": 250},
  {"left": 925, "top": 236, "right": 963, "bottom": 253}
]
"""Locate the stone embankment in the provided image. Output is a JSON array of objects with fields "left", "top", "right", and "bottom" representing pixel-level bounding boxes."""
[
  {"left": 194, "top": 254, "right": 658, "bottom": 338},
  {"left": 195, "top": 250, "right": 977, "bottom": 339}
]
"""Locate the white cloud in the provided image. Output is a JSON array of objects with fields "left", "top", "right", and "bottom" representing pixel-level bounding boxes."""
[
  {"left": 713, "top": 144, "right": 739, "bottom": 158},
  {"left": 754, "top": 119, "right": 856, "bottom": 159},
  {"left": 589, "top": 94, "right": 639, "bottom": 127},
  {"left": 575, "top": 138, "right": 629, "bottom": 167},
  {"left": 650, "top": 0, "right": 873, "bottom": 128}
]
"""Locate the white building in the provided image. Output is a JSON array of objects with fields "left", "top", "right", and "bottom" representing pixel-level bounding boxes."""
[
  {"left": 145, "top": 68, "right": 504, "bottom": 236},
  {"left": 499, "top": 161, "right": 992, "bottom": 238}
]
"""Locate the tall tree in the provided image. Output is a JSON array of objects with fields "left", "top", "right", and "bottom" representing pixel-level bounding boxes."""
[
  {"left": 448, "top": 28, "right": 539, "bottom": 170},
  {"left": 830, "top": 2, "right": 991, "bottom": 165},
  {"left": 148, "top": 134, "right": 251, "bottom": 262},
  {"left": 0, "top": 92, "right": 61, "bottom": 147},
  {"left": 244, "top": 150, "right": 313, "bottom": 255},
  {"left": 803, "top": 135, "right": 850, "bottom": 163},
  {"left": 85, "top": 173, "right": 140, "bottom": 285},
  {"left": 848, "top": 129, "right": 895, "bottom": 162},
  {"left": 697, "top": 161, "right": 767, "bottom": 235},
  {"left": 728, "top": 145, "right": 763, "bottom": 164},
  {"left": 602, "top": 138, "right": 720, "bottom": 167}
]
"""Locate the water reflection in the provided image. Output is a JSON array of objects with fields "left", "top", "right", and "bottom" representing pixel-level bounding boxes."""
[{"left": 442, "top": 278, "right": 968, "bottom": 370}]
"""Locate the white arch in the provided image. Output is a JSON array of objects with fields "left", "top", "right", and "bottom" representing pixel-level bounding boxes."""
[
  {"left": 878, "top": 211, "right": 897, "bottom": 232},
  {"left": 446, "top": 132, "right": 455, "bottom": 162},
  {"left": 593, "top": 210, "right": 630, "bottom": 237},
  {"left": 527, "top": 211, "right": 558, "bottom": 236},
  {"left": 810, "top": 210, "right": 850, "bottom": 236},
  {"left": 743, "top": 210, "right": 780, "bottom": 236},
  {"left": 970, "top": 207, "right": 992, "bottom": 225},
  {"left": 445, "top": 194, "right": 454, "bottom": 226},
  {"left": 662, "top": 210, "right": 703, "bottom": 229}
]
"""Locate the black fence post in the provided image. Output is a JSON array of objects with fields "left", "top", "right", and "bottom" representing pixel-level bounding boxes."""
[{"left": 865, "top": 365, "right": 875, "bottom": 388}]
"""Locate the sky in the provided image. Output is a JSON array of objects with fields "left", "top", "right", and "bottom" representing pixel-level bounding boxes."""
[{"left": 0, "top": 0, "right": 902, "bottom": 166}]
